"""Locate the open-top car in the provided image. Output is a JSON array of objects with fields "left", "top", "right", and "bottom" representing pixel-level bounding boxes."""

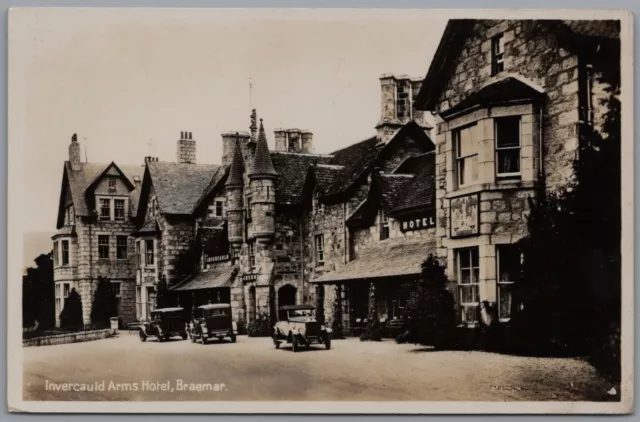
[
  {"left": 188, "top": 303, "right": 238, "bottom": 344},
  {"left": 139, "top": 307, "right": 188, "bottom": 342},
  {"left": 273, "top": 304, "right": 332, "bottom": 352}
]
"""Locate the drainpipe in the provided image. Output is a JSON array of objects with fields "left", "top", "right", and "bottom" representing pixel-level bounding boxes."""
[
  {"left": 539, "top": 107, "right": 544, "bottom": 181},
  {"left": 299, "top": 215, "right": 305, "bottom": 302}
]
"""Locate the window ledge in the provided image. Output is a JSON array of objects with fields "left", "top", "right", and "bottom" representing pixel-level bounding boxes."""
[{"left": 445, "top": 180, "right": 538, "bottom": 199}]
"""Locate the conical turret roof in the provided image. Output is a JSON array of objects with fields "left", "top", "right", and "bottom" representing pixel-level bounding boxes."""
[
  {"left": 225, "top": 134, "right": 245, "bottom": 187},
  {"left": 249, "top": 119, "right": 278, "bottom": 178}
]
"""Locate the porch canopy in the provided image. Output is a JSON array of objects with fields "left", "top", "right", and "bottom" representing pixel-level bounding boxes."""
[
  {"left": 310, "top": 238, "right": 436, "bottom": 284},
  {"left": 170, "top": 267, "right": 237, "bottom": 291}
]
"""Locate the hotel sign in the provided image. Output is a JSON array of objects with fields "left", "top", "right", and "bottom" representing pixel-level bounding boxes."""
[
  {"left": 450, "top": 194, "right": 479, "bottom": 238},
  {"left": 400, "top": 215, "right": 436, "bottom": 232}
]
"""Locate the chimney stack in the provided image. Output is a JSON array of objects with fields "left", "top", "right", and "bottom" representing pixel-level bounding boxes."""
[
  {"left": 301, "top": 131, "right": 313, "bottom": 153},
  {"left": 286, "top": 129, "right": 301, "bottom": 153},
  {"left": 177, "top": 131, "right": 196, "bottom": 164},
  {"left": 69, "top": 133, "right": 82, "bottom": 171},
  {"left": 274, "top": 129, "right": 287, "bottom": 152}
]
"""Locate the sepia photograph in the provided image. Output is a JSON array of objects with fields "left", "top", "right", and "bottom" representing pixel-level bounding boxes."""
[{"left": 7, "top": 7, "right": 633, "bottom": 414}]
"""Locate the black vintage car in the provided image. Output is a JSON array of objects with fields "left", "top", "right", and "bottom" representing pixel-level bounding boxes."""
[
  {"left": 188, "top": 303, "right": 238, "bottom": 344},
  {"left": 139, "top": 307, "right": 189, "bottom": 342}
]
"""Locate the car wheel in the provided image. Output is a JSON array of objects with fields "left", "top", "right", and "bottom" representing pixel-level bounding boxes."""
[
  {"left": 201, "top": 336, "right": 207, "bottom": 345},
  {"left": 273, "top": 335, "right": 280, "bottom": 349},
  {"left": 139, "top": 330, "right": 146, "bottom": 342},
  {"left": 230, "top": 334, "right": 237, "bottom": 343},
  {"left": 292, "top": 336, "right": 299, "bottom": 353},
  {"left": 190, "top": 333, "right": 197, "bottom": 343},
  {"left": 157, "top": 333, "right": 163, "bottom": 342},
  {"left": 164, "top": 334, "right": 171, "bottom": 341},
  {"left": 324, "top": 335, "right": 331, "bottom": 350}
]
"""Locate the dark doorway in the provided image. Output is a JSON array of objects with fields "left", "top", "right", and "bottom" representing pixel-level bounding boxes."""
[{"left": 278, "top": 284, "right": 297, "bottom": 320}]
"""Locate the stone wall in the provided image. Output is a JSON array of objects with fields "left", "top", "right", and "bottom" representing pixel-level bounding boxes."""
[{"left": 160, "top": 215, "right": 196, "bottom": 285}]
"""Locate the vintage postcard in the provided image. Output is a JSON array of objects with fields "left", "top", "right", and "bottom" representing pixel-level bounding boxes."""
[{"left": 7, "top": 7, "right": 634, "bottom": 414}]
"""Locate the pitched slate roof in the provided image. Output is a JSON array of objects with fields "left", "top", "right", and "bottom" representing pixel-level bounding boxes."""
[
  {"left": 249, "top": 119, "right": 277, "bottom": 178},
  {"left": 57, "top": 161, "right": 144, "bottom": 228},
  {"left": 270, "top": 152, "right": 333, "bottom": 204},
  {"left": 322, "top": 136, "right": 381, "bottom": 197},
  {"left": 391, "top": 152, "right": 436, "bottom": 213},
  {"left": 416, "top": 19, "right": 621, "bottom": 111},
  {"left": 313, "top": 164, "right": 345, "bottom": 192},
  {"left": 311, "top": 238, "right": 436, "bottom": 283},
  {"left": 375, "top": 173, "right": 415, "bottom": 211},
  {"left": 147, "top": 161, "right": 220, "bottom": 215}
]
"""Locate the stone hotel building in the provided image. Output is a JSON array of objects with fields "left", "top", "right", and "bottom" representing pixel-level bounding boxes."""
[{"left": 52, "top": 19, "right": 619, "bottom": 332}]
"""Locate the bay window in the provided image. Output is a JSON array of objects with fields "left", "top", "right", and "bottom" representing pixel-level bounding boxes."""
[
  {"left": 495, "top": 116, "right": 521, "bottom": 178},
  {"left": 61, "top": 240, "right": 69, "bottom": 266},
  {"left": 454, "top": 124, "right": 478, "bottom": 188},
  {"left": 53, "top": 241, "right": 59, "bottom": 267},
  {"left": 457, "top": 247, "right": 479, "bottom": 323},
  {"left": 497, "top": 245, "right": 523, "bottom": 320},
  {"left": 55, "top": 282, "right": 72, "bottom": 319},
  {"left": 145, "top": 239, "right": 154, "bottom": 265}
]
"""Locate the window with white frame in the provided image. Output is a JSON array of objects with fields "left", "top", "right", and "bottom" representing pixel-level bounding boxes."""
[
  {"left": 208, "top": 199, "right": 225, "bottom": 218},
  {"left": 111, "top": 281, "right": 122, "bottom": 317},
  {"left": 454, "top": 124, "right": 478, "bottom": 188},
  {"left": 457, "top": 247, "right": 480, "bottom": 323},
  {"left": 98, "top": 235, "right": 110, "bottom": 259},
  {"left": 491, "top": 33, "right": 505, "bottom": 75},
  {"left": 315, "top": 234, "right": 325, "bottom": 267},
  {"left": 61, "top": 240, "right": 69, "bottom": 266},
  {"left": 145, "top": 239, "right": 154, "bottom": 265},
  {"left": 55, "top": 282, "right": 72, "bottom": 319},
  {"left": 248, "top": 241, "right": 256, "bottom": 268},
  {"left": 379, "top": 209, "right": 390, "bottom": 240},
  {"left": 99, "top": 198, "right": 111, "bottom": 220},
  {"left": 53, "top": 241, "right": 59, "bottom": 267},
  {"left": 114, "top": 199, "right": 126, "bottom": 220},
  {"left": 495, "top": 116, "right": 521, "bottom": 178},
  {"left": 116, "top": 236, "right": 128, "bottom": 260},
  {"left": 497, "top": 245, "right": 522, "bottom": 320}
]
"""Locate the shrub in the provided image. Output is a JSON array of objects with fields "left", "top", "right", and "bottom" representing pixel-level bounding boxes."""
[
  {"left": 90, "top": 277, "right": 117, "bottom": 328},
  {"left": 315, "top": 285, "right": 325, "bottom": 326},
  {"left": 59, "top": 288, "right": 83, "bottom": 329},
  {"left": 403, "top": 255, "right": 456, "bottom": 349},
  {"left": 247, "top": 312, "right": 272, "bottom": 337}
]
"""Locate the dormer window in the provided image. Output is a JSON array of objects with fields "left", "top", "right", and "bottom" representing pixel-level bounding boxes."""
[
  {"left": 491, "top": 33, "right": 505, "bottom": 75},
  {"left": 108, "top": 178, "right": 117, "bottom": 192}
]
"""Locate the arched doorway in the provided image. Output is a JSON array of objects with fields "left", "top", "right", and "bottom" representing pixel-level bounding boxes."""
[{"left": 278, "top": 284, "right": 297, "bottom": 320}]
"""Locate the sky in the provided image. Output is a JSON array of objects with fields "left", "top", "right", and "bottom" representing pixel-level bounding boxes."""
[{"left": 12, "top": 8, "right": 447, "bottom": 259}]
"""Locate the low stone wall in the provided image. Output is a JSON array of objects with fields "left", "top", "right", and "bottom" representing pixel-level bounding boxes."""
[{"left": 23, "top": 329, "right": 113, "bottom": 347}]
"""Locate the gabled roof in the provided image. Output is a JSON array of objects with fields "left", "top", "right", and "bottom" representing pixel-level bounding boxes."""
[
  {"left": 390, "top": 152, "right": 436, "bottom": 214},
  {"left": 56, "top": 161, "right": 144, "bottom": 228},
  {"left": 416, "top": 19, "right": 621, "bottom": 111},
  {"left": 313, "top": 164, "right": 345, "bottom": 192},
  {"left": 440, "top": 75, "right": 546, "bottom": 120},
  {"left": 375, "top": 173, "right": 415, "bottom": 211},
  {"left": 191, "top": 166, "right": 228, "bottom": 215},
  {"left": 270, "top": 152, "right": 333, "bottom": 205},
  {"left": 322, "top": 122, "right": 434, "bottom": 199},
  {"left": 146, "top": 161, "right": 220, "bottom": 215}
]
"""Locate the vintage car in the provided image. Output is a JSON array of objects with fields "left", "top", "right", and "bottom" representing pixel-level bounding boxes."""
[
  {"left": 188, "top": 303, "right": 238, "bottom": 344},
  {"left": 273, "top": 304, "right": 332, "bottom": 352},
  {"left": 139, "top": 307, "right": 188, "bottom": 342}
]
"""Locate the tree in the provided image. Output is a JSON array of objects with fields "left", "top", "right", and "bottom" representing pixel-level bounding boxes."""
[
  {"left": 22, "top": 252, "right": 55, "bottom": 329},
  {"left": 90, "top": 277, "right": 117, "bottom": 327},
  {"left": 59, "top": 288, "right": 83, "bottom": 329},
  {"left": 361, "top": 282, "right": 382, "bottom": 341},
  {"left": 403, "top": 254, "right": 456, "bottom": 348},
  {"left": 155, "top": 276, "right": 170, "bottom": 309}
]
